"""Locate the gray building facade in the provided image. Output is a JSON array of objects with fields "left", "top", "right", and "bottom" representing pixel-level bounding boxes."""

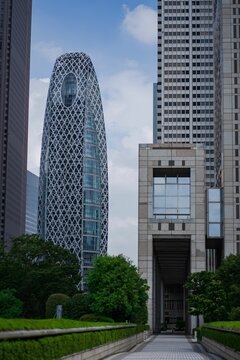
[
  {"left": 0, "top": 0, "right": 32, "bottom": 249},
  {"left": 38, "top": 53, "right": 108, "bottom": 288},
  {"left": 154, "top": 0, "right": 215, "bottom": 187},
  {"left": 214, "top": 0, "right": 240, "bottom": 256},
  {"left": 25, "top": 171, "right": 39, "bottom": 234},
  {"left": 139, "top": 0, "right": 240, "bottom": 332},
  {"left": 138, "top": 144, "right": 206, "bottom": 331}
]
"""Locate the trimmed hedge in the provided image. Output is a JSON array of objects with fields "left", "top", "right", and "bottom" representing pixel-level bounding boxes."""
[
  {"left": 0, "top": 325, "right": 146, "bottom": 360},
  {"left": 0, "top": 319, "right": 116, "bottom": 331},
  {"left": 80, "top": 314, "right": 114, "bottom": 323},
  {"left": 199, "top": 326, "right": 240, "bottom": 352},
  {"left": 206, "top": 321, "right": 240, "bottom": 329}
]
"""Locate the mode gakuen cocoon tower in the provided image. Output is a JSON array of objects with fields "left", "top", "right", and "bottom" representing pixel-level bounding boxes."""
[{"left": 38, "top": 53, "right": 108, "bottom": 288}]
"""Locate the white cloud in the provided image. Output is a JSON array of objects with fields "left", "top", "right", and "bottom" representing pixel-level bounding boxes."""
[
  {"left": 27, "top": 65, "right": 153, "bottom": 264},
  {"left": 28, "top": 78, "right": 49, "bottom": 175},
  {"left": 122, "top": 4, "right": 157, "bottom": 45},
  {"left": 100, "top": 67, "right": 152, "bottom": 263},
  {"left": 33, "top": 41, "right": 64, "bottom": 62}
]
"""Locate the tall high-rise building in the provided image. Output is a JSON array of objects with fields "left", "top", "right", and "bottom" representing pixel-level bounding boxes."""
[
  {"left": 25, "top": 171, "right": 39, "bottom": 234},
  {"left": 154, "top": 0, "right": 215, "bottom": 187},
  {"left": 38, "top": 53, "right": 108, "bottom": 287},
  {"left": 213, "top": 0, "right": 240, "bottom": 255},
  {"left": 139, "top": 0, "right": 240, "bottom": 332},
  {"left": 0, "top": 0, "right": 32, "bottom": 249}
]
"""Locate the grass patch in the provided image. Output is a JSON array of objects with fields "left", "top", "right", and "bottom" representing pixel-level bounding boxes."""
[
  {"left": 206, "top": 321, "right": 240, "bottom": 330},
  {"left": 0, "top": 318, "right": 119, "bottom": 332}
]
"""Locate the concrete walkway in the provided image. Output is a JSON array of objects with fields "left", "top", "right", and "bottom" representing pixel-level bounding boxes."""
[{"left": 105, "top": 335, "right": 222, "bottom": 360}]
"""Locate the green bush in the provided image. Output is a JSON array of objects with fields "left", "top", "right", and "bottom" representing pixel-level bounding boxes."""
[
  {"left": 206, "top": 321, "right": 240, "bottom": 329},
  {"left": 45, "top": 293, "right": 70, "bottom": 318},
  {"left": 65, "top": 293, "right": 90, "bottom": 320},
  {"left": 0, "top": 325, "right": 146, "bottom": 360},
  {"left": 200, "top": 326, "right": 240, "bottom": 352},
  {"left": 0, "top": 289, "right": 22, "bottom": 318},
  {"left": 80, "top": 314, "right": 114, "bottom": 323},
  {"left": 228, "top": 307, "right": 240, "bottom": 321},
  {"left": 0, "top": 318, "right": 117, "bottom": 331}
]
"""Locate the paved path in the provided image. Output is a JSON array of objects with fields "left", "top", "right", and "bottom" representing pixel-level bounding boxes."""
[{"left": 105, "top": 335, "right": 221, "bottom": 360}]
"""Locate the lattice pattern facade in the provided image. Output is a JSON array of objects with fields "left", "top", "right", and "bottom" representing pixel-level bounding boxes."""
[{"left": 38, "top": 53, "right": 108, "bottom": 285}]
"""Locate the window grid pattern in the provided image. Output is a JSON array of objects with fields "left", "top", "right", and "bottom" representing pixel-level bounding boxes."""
[
  {"left": 38, "top": 53, "right": 108, "bottom": 286},
  {"left": 153, "top": 175, "right": 190, "bottom": 219},
  {"left": 155, "top": 0, "right": 215, "bottom": 187}
]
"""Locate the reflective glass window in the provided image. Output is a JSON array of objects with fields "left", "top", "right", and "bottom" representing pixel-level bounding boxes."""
[
  {"left": 154, "top": 177, "right": 165, "bottom": 184},
  {"left": 153, "top": 174, "right": 190, "bottom": 219},
  {"left": 83, "top": 236, "right": 99, "bottom": 251},
  {"left": 209, "top": 223, "right": 221, "bottom": 237},
  {"left": 85, "top": 144, "right": 97, "bottom": 158},
  {"left": 178, "top": 177, "right": 190, "bottom": 184},
  {"left": 61, "top": 73, "right": 77, "bottom": 107},
  {"left": 167, "top": 197, "right": 177, "bottom": 207},
  {"left": 179, "top": 185, "right": 189, "bottom": 196},
  {"left": 83, "top": 220, "right": 99, "bottom": 236},
  {"left": 208, "top": 188, "right": 221, "bottom": 202},
  {"left": 83, "top": 174, "right": 100, "bottom": 189},
  {"left": 155, "top": 185, "right": 165, "bottom": 196},
  {"left": 84, "top": 190, "right": 100, "bottom": 204},
  {"left": 209, "top": 202, "right": 221, "bottom": 222},
  {"left": 84, "top": 205, "right": 100, "bottom": 220}
]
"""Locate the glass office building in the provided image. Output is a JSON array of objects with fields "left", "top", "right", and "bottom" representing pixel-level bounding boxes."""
[
  {"left": 38, "top": 53, "right": 108, "bottom": 288},
  {"left": 0, "top": 0, "right": 32, "bottom": 249},
  {"left": 25, "top": 171, "right": 39, "bottom": 234}
]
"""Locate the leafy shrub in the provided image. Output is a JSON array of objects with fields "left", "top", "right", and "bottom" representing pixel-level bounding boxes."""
[
  {"left": 65, "top": 293, "right": 90, "bottom": 320},
  {"left": 176, "top": 320, "right": 186, "bottom": 330},
  {"left": 0, "top": 289, "right": 22, "bottom": 318},
  {"left": 45, "top": 293, "right": 70, "bottom": 318},
  {"left": 0, "top": 318, "right": 119, "bottom": 331},
  {"left": 80, "top": 314, "right": 114, "bottom": 323},
  {"left": 0, "top": 325, "right": 146, "bottom": 360},
  {"left": 228, "top": 307, "right": 240, "bottom": 321},
  {"left": 130, "top": 303, "right": 148, "bottom": 324},
  {"left": 200, "top": 326, "right": 240, "bottom": 352}
]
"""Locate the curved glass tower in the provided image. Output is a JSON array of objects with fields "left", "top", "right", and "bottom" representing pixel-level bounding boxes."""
[{"left": 38, "top": 53, "right": 108, "bottom": 287}]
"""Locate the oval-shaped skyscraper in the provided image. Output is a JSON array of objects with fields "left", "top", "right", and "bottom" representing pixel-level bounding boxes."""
[{"left": 38, "top": 53, "right": 108, "bottom": 288}]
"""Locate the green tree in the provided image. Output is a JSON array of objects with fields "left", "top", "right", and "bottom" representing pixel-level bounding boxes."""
[
  {"left": 216, "top": 254, "right": 240, "bottom": 312},
  {"left": 87, "top": 255, "right": 149, "bottom": 323},
  {"left": 0, "top": 234, "right": 80, "bottom": 318},
  {"left": 184, "top": 271, "right": 227, "bottom": 325},
  {"left": 0, "top": 289, "right": 23, "bottom": 318}
]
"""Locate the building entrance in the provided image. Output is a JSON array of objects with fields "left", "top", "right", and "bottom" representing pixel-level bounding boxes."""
[{"left": 153, "top": 237, "right": 190, "bottom": 333}]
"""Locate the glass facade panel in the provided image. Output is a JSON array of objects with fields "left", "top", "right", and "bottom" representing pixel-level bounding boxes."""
[
  {"left": 208, "top": 188, "right": 221, "bottom": 202},
  {"left": 207, "top": 188, "right": 222, "bottom": 238},
  {"left": 178, "top": 185, "right": 190, "bottom": 196},
  {"left": 83, "top": 174, "right": 100, "bottom": 189},
  {"left": 154, "top": 185, "right": 165, "bottom": 196},
  {"left": 154, "top": 177, "right": 165, "bottom": 184},
  {"left": 153, "top": 174, "right": 190, "bottom": 219},
  {"left": 83, "top": 236, "right": 99, "bottom": 251},
  {"left": 209, "top": 223, "right": 221, "bottom": 237},
  {"left": 167, "top": 177, "right": 177, "bottom": 184},
  {"left": 61, "top": 73, "right": 77, "bottom": 107},
  {"left": 209, "top": 203, "right": 221, "bottom": 222},
  {"left": 166, "top": 184, "right": 177, "bottom": 196}
]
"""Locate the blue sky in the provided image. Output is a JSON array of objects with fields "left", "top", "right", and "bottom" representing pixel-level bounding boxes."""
[{"left": 28, "top": 0, "right": 157, "bottom": 263}]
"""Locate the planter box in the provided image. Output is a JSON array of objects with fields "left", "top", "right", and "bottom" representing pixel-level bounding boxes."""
[
  {"left": 202, "top": 336, "right": 240, "bottom": 360},
  {"left": 61, "top": 331, "right": 150, "bottom": 360}
]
